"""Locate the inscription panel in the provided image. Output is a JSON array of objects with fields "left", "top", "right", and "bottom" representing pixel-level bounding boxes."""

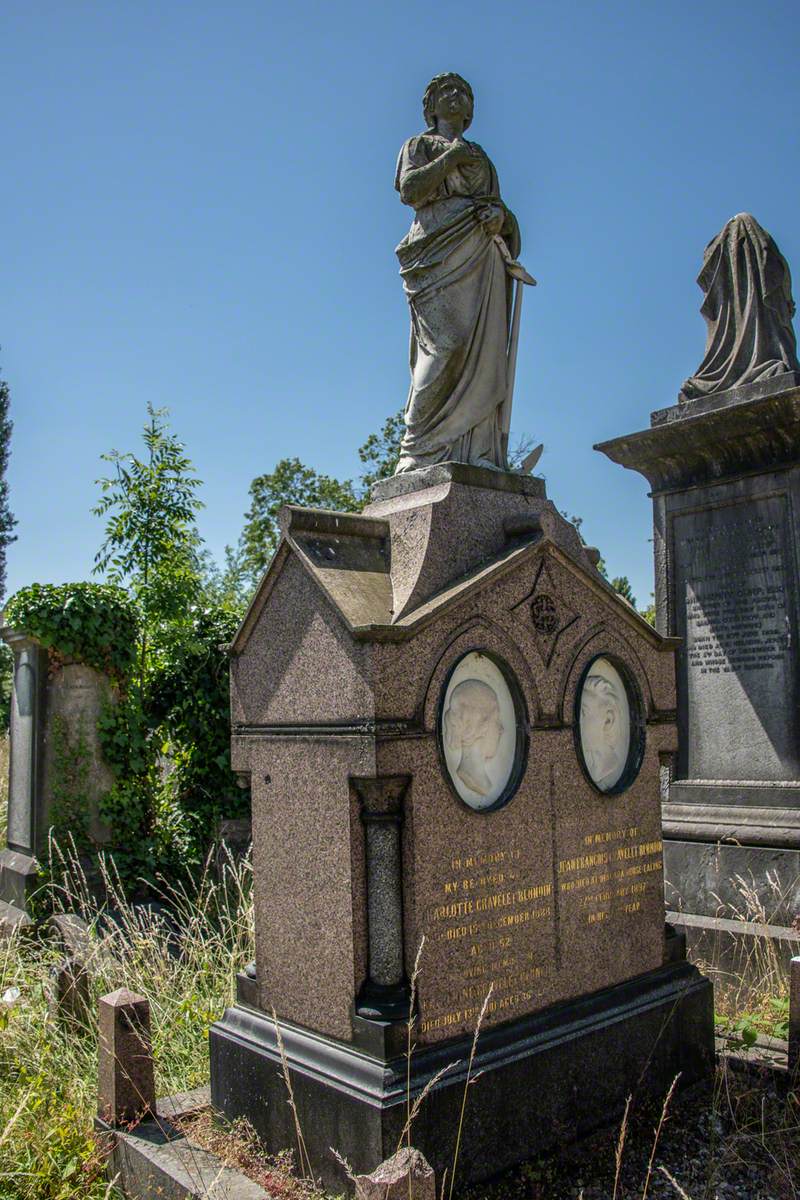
[
  {"left": 420, "top": 846, "right": 555, "bottom": 1035},
  {"left": 418, "top": 826, "right": 664, "bottom": 1039},
  {"left": 673, "top": 495, "right": 799, "bottom": 780}
]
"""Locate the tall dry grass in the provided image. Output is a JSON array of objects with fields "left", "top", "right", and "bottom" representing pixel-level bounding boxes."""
[
  {"left": 0, "top": 789, "right": 254, "bottom": 1200},
  {"left": 694, "top": 871, "right": 795, "bottom": 1043}
]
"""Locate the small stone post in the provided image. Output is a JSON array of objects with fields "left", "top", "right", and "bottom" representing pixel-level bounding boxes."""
[
  {"left": 97, "top": 989, "right": 156, "bottom": 1125},
  {"left": 789, "top": 956, "right": 800, "bottom": 1079}
]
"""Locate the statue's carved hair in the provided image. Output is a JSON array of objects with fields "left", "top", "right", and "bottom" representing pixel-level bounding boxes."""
[
  {"left": 423, "top": 73, "right": 474, "bottom": 132},
  {"left": 583, "top": 673, "right": 622, "bottom": 711}
]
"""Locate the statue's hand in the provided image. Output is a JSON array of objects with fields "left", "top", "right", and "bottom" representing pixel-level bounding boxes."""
[
  {"left": 443, "top": 139, "right": 477, "bottom": 169},
  {"left": 478, "top": 205, "right": 505, "bottom": 237}
]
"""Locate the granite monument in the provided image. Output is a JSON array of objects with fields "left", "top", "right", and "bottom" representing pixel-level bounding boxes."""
[
  {"left": 597, "top": 213, "right": 800, "bottom": 958},
  {"left": 209, "top": 78, "right": 713, "bottom": 1192},
  {"left": 210, "top": 469, "right": 713, "bottom": 1190}
]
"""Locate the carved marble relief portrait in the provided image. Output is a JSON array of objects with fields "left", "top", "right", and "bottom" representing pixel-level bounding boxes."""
[
  {"left": 440, "top": 651, "right": 524, "bottom": 811},
  {"left": 577, "top": 657, "right": 635, "bottom": 793}
]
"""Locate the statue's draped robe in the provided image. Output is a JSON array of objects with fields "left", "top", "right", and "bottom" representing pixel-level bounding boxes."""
[
  {"left": 394, "top": 133, "right": 520, "bottom": 473},
  {"left": 680, "top": 213, "right": 799, "bottom": 402}
]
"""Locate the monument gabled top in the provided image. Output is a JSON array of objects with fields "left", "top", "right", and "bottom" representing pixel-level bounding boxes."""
[{"left": 231, "top": 494, "right": 669, "bottom": 657}]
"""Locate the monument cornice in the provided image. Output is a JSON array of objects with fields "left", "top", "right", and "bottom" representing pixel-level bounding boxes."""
[{"left": 595, "top": 382, "right": 800, "bottom": 494}]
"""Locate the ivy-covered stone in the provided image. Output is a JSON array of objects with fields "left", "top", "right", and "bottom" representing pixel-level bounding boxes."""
[{"left": 4, "top": 583, "right": 140, "bottom": 684}]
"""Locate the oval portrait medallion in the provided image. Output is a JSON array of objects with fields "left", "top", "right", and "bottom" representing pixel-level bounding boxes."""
[
  {"left": 577, "top": 656, "right": 642, "bottom": 793},
  {"left": 439, "top": 651, "right": 526, "bottom": 812}
]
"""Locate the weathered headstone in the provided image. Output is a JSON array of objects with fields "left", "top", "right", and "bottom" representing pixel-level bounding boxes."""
[
  {"left": 596, "top": 215, "right": 800, "bottom": 958},
  {"left": 97, "top": 988, "right": 156, "bottom": 1126},
  {"left": 48, "top": 956, "right": 92, "bottom": 1029},
  {"left": 210, "top": 463, "right": 713, "bottom": 1192},
  {"left": 0, "top": 628, "right": 117, "bottom": 932},
  {"left": 0, "top": 630, "right": 47, "bottom": 932}
]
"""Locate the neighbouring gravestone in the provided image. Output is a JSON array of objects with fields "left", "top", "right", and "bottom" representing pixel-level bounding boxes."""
[
  {"left": 48, "top": 956, "right": 92, "bottom": 1029},
  {"left": 209, "top": 464, "right": 714, "bottom": 1192},
  {"left": 596, "top": 214, "right": 800, "bottom": 960},
  {"left": 0, "top": 627, "right": 116, "bottom": 933}
]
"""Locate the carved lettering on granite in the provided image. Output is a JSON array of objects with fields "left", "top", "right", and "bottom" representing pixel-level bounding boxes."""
[{"left": 673, "top": 494, "right": 799, "bottom": 780}]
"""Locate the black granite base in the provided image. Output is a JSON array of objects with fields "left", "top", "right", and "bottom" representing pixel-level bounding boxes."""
[{"left": 210, "top": 962, "right": 714, "bottom": 1194}]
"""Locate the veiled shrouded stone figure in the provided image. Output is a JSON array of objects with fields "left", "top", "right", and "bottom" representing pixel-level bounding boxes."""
[
  {"left": 680, "top": 212, "right": 800, "bottom": 402},
  {"left": 394, "top": 73, "right": 529, "bottom": 473}
]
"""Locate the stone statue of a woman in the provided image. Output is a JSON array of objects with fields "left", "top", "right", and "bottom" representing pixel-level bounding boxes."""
[{"left": 394, "top": 73, "right": 530, "bottom": 474}]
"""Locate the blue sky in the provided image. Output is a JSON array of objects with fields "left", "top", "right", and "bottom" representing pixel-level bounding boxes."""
[{"left": 2, "top": 0, "right": 799, "bottom": 609}]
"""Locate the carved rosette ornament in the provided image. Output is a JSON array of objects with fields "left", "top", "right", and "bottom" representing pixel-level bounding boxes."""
[
  {"left": 531, "top": 594, "right": 559, "bottom": 635},
  {"left": 511, "top": 561, "right": 578, "bottom": 666}
]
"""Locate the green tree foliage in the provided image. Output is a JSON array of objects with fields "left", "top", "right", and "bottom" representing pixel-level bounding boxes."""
[
  {"left": 89, "top": 405, "right": 247, "bottom": 875},
  {"left": 0, "top": 367, "right": 16, "bottom": 726},
  {"left": 148, "top": 603, "right": 248, "bottom": 855},
  {"left": 357, "top": 409, "right": 405, "bottom": 490},
  {"left": 0, "top": 369, "right": 17, "bottom": 604},
  {"left": 0, "top": 643, "right": 12, "bottom": 728},
  {"left": 640, "top": 598, "right": 656, "bottom": 626},
  {"left": 200, "top": 541, "right": 253, "bottom": 613},
  {"left": 93, "top": 403, "right": 204, "bottom": 680},
  {"left": 241, "top": 457, "right": 359, "bottom": 581},
  {"left": 610, "top": 575, "right": 637, "bottom": 609}
]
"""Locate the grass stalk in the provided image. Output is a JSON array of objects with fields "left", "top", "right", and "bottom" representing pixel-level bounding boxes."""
[
  {"left": 657, "top": 1164, "right": 693, "bottom": 1199},
  {"left": 406, "top": 936, "right": 425, "bottom": 1157},
  {"left": 447, "top": 983, "right": 493, "bottom": 1200},
  {"left": 612, "top": 1094, "right": 631, "bottom": 1200},
  {"left": 272, "top": 1007, "right": 314, "bottom": 1183},
  {"left": 641, "top": 1074, "right": 680, "bottom": 1200}
]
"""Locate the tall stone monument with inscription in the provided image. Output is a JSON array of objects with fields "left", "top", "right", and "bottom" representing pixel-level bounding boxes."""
[
  {"left": 597, "top": 213, "right": 800, "bottom": 945},
  {"left": 210, "top": 74, "right": 713, "bottom": 1191}
]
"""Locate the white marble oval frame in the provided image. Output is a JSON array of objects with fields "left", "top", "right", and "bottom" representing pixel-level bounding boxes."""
[
  {"left": 437, "top": 650, "right": 528, "bottom": 812},
  {"left": 574, "top": 654, "right": 645, "bottom": 795}
]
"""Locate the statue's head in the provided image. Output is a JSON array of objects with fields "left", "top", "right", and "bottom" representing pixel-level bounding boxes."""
[
  {"left": 444, "top": 677, "right": 503, "bottom": 760},
  {"left": 580, "top": 673, "right": 626, "bottom": 785},
  {"left": 423, "top": 73, "right": 474, "bottom": 132}
]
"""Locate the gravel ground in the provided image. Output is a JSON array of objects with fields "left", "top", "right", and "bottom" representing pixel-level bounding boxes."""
[
  {"left": 459, "top": 1058, "right": 799, "bottom": 1200},
  {"left": 180, "top": 1054, "right": 798, "bottom": 1200}
]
